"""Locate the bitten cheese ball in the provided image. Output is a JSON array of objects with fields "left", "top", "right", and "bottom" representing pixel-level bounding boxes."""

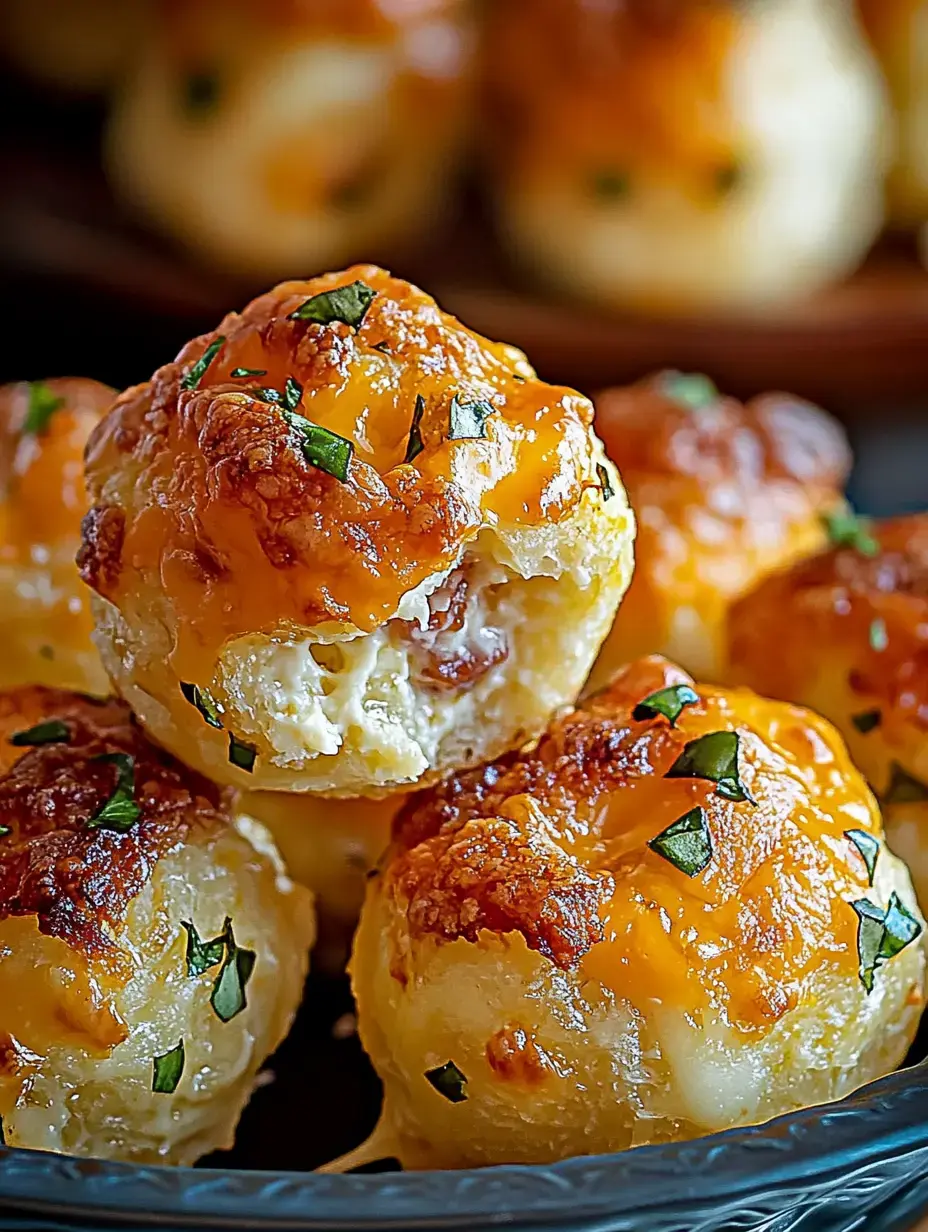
[
  {"left": 484, "top": 0, "right": 888, "bottom": 314},
  {"left": 587, "top": 373, "right": 850, "bottom": 689},
  {"left": 79, "top": 266, "right": 634, "bottom": 795},
  {"left": 0, "top": 379, "right": 115, "bottom": 695},
  {"left": 351, "top": 657, "right": 924, "bottom": 1170},
  {"left": 0, "top": 687, "right": 314, "bottom": 1163},
  {"left": 105, "top": 0, "right": 475, "bottom": 278},
  {"left": 729, "top": 513, "right": 928, "bottom": 908},
  {"left": 858, "top": 0, "right": 928, "bottom": 238}
]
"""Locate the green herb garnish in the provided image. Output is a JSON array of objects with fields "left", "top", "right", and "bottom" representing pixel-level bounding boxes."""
[
  {"left": 870, "top": 619, "right": 888, "bottom": 653},
  {"left": 648, "top": 806, "right": 713, "bottom": 877},
  {"left": 425, "top": 1060, "right": 468, "bottom": 1103},
  {"left": 405, "top": 394, "right": 425, "bottom": 464},
  {"left": 715, "top": 160, "right": 744, "bottom": 196},
  {"left": 230, "top": 367, "right": 267, "bottom": 379},
  {"left": 822, "top": 509, "right": 879, "bottom": 557},
  {"left": 633, "top": 684, "right": 699, "bottom": 727},
  {"left": 280, "top": 409, "right": 353, "bottom": 483},
  {"left": 283, "top": 377, "right": 303, "bottom": 413},
  {"left": 22, "top": 381, "right": 65, "bottom": 436},
  {"left": 180, "top": 682, "right": 222, "bottom": 730},
  {"left": 851, "top": 710, "right": 881, "bottom": 734},
  {"left": 592, "top": 170, "right": 630, "bottom": 201},
  {"left": 152, "top": 1040, "right": 185, "bottom": 1093},
  {"left": 448, "top": 395, "right": 496, "bottom": 441},
  {"left": 665, "top": 730, "right": 755, "bottom": 804},
  {"left": 845, "top": 829, "right": 880, "bottom": 886},
  {"left": 660, "top": 372, "right": 718, "bottom": 411},
  {"left": 852, "top": 892, "right": 922, "bottom": 993},
  {"left": 254, "top": 387, "right": 282, "bottom": 404},
  {"left": 228, "top": 734, "right": 257, "bottom": 774},
  {"left": 181, "top": 920, "right": 226, "bottom": 979},
  {"left": 87, "top": 753, "right": 141, "bottom": 832},
  {"left": 182, "top": 71, "right": 220, "bottom": 115},
  {"left": 0, "top": 826, "right": 10, "bottom": 838},
  {"left": 289, "top": 281, "right": 376, "bottom": 329},
  {"left": 9, "top": 719, "right": 70, "bottom": 747},
  {"left": 181, "top": 337, "right": 225, "bottom": 391},
  {"left": 597, "top": 462, "right": 615, "bottom": 502},
  {"left": 882, "top": 762, "right": 928, "bottom": 805},
  {"left": 210, "top": 918, "right": 256, "bottom": 1023}
]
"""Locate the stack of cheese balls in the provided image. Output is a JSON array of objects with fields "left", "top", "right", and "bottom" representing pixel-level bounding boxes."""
[{"left": 0, "top": 265, "right": 924, "bottom": 1172}]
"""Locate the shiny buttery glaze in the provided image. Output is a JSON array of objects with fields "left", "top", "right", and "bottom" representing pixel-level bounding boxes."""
[
  {"left": 0, "top": 687, "right": 226, "bottom": 1119},
  {"left": 389, "top": 657, "right": 878, "bottom": 1035},
  {"left": 588, "top": 373, "right": 850, "bottom": 683},
  {"left": 485, "top": 0, "right": 740, "bottom": 200},
  {"left": 80, "top": 265, "right": 601, "bottom": 686},
  {"left": 728, "top": 514, "right": 928, "bottom": 794}
]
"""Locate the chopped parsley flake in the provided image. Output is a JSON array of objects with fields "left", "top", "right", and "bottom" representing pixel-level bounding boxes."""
[
  {"left": 283, "top": 376, "right": 303, "bottom": 413},
  {"left": 665, "top": 730, "right": 755, "bottom": 804},
  {"left": 180, "top": 682, "right": 223, "bottom": 730},
  {"left": 660, "top": 372, "right": 718, "bottom": 411},
  {"left": 230, "top": 367, "right": 267, "bottom": 379},
  {"left": 87, "top": 752, "right": 141, "bottom": 832},
  {"left": 280, "top": 408, "right": 353, "bottom": 483},
  {"left": 9, "top": 719, "right": 70, "bottom": 747},
  {"left": 448, "top": 395, "right": 496, "bottom": 441},
  {"left": 22, "top": 382, "right": 65, "bottom": 436},
  {"left": 851, "top": 710, "right": 882, "bottom": 735},
  {"left": 405, "top": 394, "right": 426, "bottom": 464},
  {"left": 152, "top": 1040, "right": 185, "bottom": 1093},
  {"left": 210, "top": 918, "right": 256, "bottom": 1023},
  {"left": 289, "top": 281, "right": 376, "bottom": 329},
  {"left": 822, "top": 509, "right": 879, "bottom": 557},
  {"left": 425, "top": 1060, "right": 468, "bottom": 1103},
  {"left": 597, "top": 462, "right": 615, "bottom": 502},
  {"left": 181, "top": 338, "right": 225, "bottom": 391},
  {"left": 181, "top": 920, "right": 226, "bottom": 978},
  {"left": 228, "top": 734, "right": 257, "bottom": 774},
  {"left": 852, "top": 893, "right": 922, "bottom": 993},
  {"left": 633, "top": 684, "right": 699, "bottom": 727},
  {"left": 845, "top": 829, "right": 880, "bottom": 886},
  {"left": 869, "top": 619, "right": 888, "bottom": 653},
  {"left": 648, "top": 806, "right": 713, "bottom": 877}
]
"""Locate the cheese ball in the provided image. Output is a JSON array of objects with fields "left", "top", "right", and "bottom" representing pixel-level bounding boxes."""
[
  {"left": 484, "top": 0, "right": 889, "bottom": 314},
  {"left": 105, "top": 0, "right": 475, "bottom": 279},
  {"left": 350, "top": 656, "right": 925, "bottom": 1170},
  {"left": 586, "top": 372, "right": 850, "bottom": 690},
  {"left": 79, "top": 266, "right": 634, "bottom": 795},
  {"left": 729, "top": 513, "right": 928, "bottom": 907},
  {"left": 0, "top": 379, "right": 115, "bottom": 696},
  {"left": 858, "top": 0, "right": 928, "bottom": 237},
  {"left": 1, "top": 0, "right": 147, "bottom": 94},
  {"left": 0, "top": 686, "right": 314, "bottom": 1163}
]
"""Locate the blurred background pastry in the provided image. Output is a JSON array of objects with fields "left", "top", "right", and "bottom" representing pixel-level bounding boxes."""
[
  {"left": 587, "top": 372, "right": 850, "bottom": 689},
  {"left": 105, "top": 0, "right": 477, "bottom": 279},
  {"left": 0, "top": 378, "right": 114, "bottom": 695},
  {"left": 79, "top": 266, "right": 634, "bottom": 795},
  {"left": 483, "top": 0, "right": 890, "bottom": 314},
  {"left": 728, "top": 512, "right": 928, "bottom": 907},
  {"left": 0, "top": 686, "right": 315, "bottom": 1162},
  {"left": 1, "top": 0, "right": 148, "bottom": 95},
  {"left": 350, "top": 655, "right": 924, "bottom": 1170}
]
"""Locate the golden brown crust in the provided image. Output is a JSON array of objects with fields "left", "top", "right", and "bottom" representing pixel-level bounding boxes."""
[
  {"left": 728, "top": 515, "right": 928, "bottom": 730},
  {"left": 485, "top": 1024, "right": 556, "bottom": 1086},
  {"left": 81, "top": 267, "right": 599, "bottom": 676},
  {"left": 386, "top": 656, "right": 879, "bottom": 1032},
  {"left": 0, "top": 688, "right": 226, "bottom": 966}
]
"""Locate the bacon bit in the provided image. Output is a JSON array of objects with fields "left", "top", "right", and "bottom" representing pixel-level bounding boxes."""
[
  {"left": 486, "top": 1025, "right": 554, "bottom": 1086},
  {"left": 406, "top": 569, "right": 509, "bottom": 693}
]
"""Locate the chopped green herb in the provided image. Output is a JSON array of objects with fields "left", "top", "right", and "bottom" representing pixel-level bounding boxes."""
[
  {"left": 405, "top": 395, "right": 426, "bottom": 464},
  {"left": 882, "top": 762, "right": 928, "bottom": 805},
  {"left": 22, "top": 381, "right": 65, "bottom": 436},
  {"left": 228, "top": 734, "right": 257, "bottom": 774},
  {"left": 181, "top": 920, "right": 226, "bottom": 979},
  {"left": 633, "top": 684, "right": 699, "bottom": 727},
  {"left": 851, "top": 710, "right": 881, "bottom": 735},
  {"left": 648, "top": 806, "right": 713, "bottom": 877},
  {"left": 280, "top": 409, "right": 354, "bottom": 483},
  {"left": 665, "top": 730, "right": 755, "bottom": 804},
  {"left": 289, "top": 280, "right": 376, "bottom": 329},
  {"left": 9, "top": 719, "right": 70, "bottom": 747},
  {"left": 39, "top": 645, "right": 55, "bottom": 661},
  {"left": 660, "top": 371, "right": 718, "bottom": 411},
  {"left": 852, "top": 893, "right": 922, "bottom": 993},
  {"left": 822, "top": 509, "right": 878, "bottom": 557},
  {"left": 0, "top": 826, "right": 10, "bottom": 838},
  {"left": 845, "top": 829, "right": 879, "bottom": 886},
  {"left": 448, "top": 394, "right": 496, "bottom": 441},
  {"left": 715, "top": 160, "right": 744, "bottom": 196},
  {"left": 87, "top": 753, "right": 141, "bottom": 832},
  {"left": 181, "top": 337, "right": 225, "bottom": 391},
  {"left": 283, "top": 377, "right": 303, "bottom": 413},
  {"left": 230, "top": 367, "right": 267, "bottom": 379},
  {"left": 210, "top": 919, "right": 256, "bottom": 1023},
  {"left": 152, "top": 1040, "right": 185, "bottom": 1093},
  {"left": 253, "top": 387, "right": 283, "bottom": 404},
  {"left": 371, "top": 340, "right": 391, "bottom": 354},
  {"left": 182, "top": 71, "right": 220, "bottom": 114},
  {"left": 180, "top": 682, "right": 222, "bottom": 730},
  {"left": 425, "top": 1060, "right": 468, "bottom": 1103},
  {"left": 869, "top": 619, "right": 888, "bottom": 653},
  {"left": 592, "top": 170, "right": 630, "bottom": 201},
  {"left": 597, "top": 462, "right": 615, "bottom": 502}
]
